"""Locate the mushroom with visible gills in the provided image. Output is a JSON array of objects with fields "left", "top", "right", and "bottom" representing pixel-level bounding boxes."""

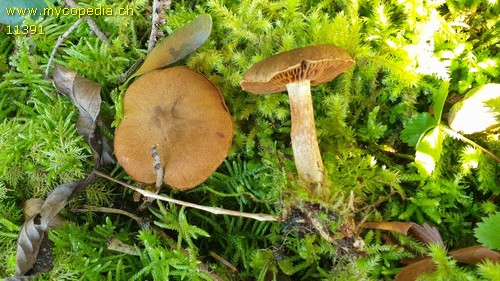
[
  {"left": 240, "top": 45, "right": 355, "bottom": 192},
  {"left": 114, "top": 66, "right": 233, "bottom": 190}
]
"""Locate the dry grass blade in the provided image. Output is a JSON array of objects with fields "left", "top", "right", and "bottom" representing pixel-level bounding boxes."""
[
  {"left": 106, "top": 238, "right": 139, "bottom": 256},
  {"left": 23, "top": 199, "right": 64, "bottom": 229},
  {"left": 361, "top": 222, "right": 413, "bottom": 235},
  {"left": 15, "top": 215, "right": 45, "bottom": 276}
]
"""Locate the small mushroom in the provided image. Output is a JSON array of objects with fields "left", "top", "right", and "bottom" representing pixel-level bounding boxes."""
[
  {"left": 115, "top": 66, "right": 233, "bottom": 190},
  {"left": 240, "top": 45, "right": 355, "bottom": 190}
]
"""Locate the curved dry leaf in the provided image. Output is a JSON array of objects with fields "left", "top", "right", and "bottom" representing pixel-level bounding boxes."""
[
  {"left": 131, "top": 14, "right": 212, "bottom": 78},
  {"left": 10, "top": 65, "right": 114, "bottom": 279},
  {"left": 52, "top": 64, "right": 77, "bottom": 95},
  {"left": 14, "top": 176, "right": 95, "bottom": 277},
  {"left": 15, "top": 214, "right": 44, "bottom": 276},
  {"left": 409, "top": 222, "right": 444, "bottom": 247},
  {"left": 23, "top": 199, "right": 64, "bottom": 229},
  {"left": 395, "top": 258, "right": 436, "bottom": 281},
  {"left": 23, "top": 199, "right": 44, "bottom": 220},
  {"left": 450, "top": 245, "right": 500, "bottom": 264},
  {"left": 53, "top": 64, "right": 114, "bottom": 167},
  {"left": 395, "top": 245, "right": 500, "bottom": 281}
]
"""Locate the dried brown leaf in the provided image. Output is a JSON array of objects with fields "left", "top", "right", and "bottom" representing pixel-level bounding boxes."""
[
  {"left": 53, "top": 64, "right": 114, "bottom": 167},
  {"left": 22, "top": 199, "right": 44, "bottom": 220},
  {"left": 361, "top": 222, "right": 413, "bottom": 235},
  {"left": 14, "top": 176, "right": 95, "bottom": 276},
  {"left": 409, "top": 222, "right": 444, "bottom": 247},
  {"left": 131, "top": 14, "right": 212, "bottom": 78},
  {"left": 10, "top": 65, "right": 115, "bottom": 279},
  {"left": 395, "top": 245, "right": 500, "bottom": 281},
  {"left": 450, "top": 245, "right": 500, "bottom": 264},
  {"left": 395, "top": 258, "right": 436, "bottom": 281},
  {"left": 23, "top": 199, "right": 64, "bottom": 229},
  {"left": 15, "top": 214, "right": 44, "bottom": 276}
]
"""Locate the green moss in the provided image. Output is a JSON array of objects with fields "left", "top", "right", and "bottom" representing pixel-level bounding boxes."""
[{"left": 0, "top": 0, "right": 499, "bottom": 279}]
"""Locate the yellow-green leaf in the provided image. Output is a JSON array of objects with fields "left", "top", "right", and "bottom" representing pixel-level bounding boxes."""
[
  {"left": 415, "top": 125, "right": 446, "bottom": 177},
  {"left": 448, "top": 83, "right": 500, "bottom": 134},
  {"left": 433, "top": 81, "right": 448, "bottom": 124}
]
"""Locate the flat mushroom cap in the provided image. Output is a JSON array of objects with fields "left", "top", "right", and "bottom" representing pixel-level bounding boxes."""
[
  {"left": 240, "top": 45, "right": 355, "bottom": 94},
  {"left": 114, "top": 66, "right": 233, "bottom": 190}
]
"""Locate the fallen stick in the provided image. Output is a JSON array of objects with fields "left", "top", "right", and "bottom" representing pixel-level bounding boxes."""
[
  {"left": 92, "top": 170, "right": 280, "bottom": 222},
  {"left": 45, "top": 17, "right": 84, "bottom": 79}
]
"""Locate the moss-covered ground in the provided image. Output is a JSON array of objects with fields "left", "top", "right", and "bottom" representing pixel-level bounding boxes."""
[{"left": 1, "top": 0, "right": 499, "bottom": 280}]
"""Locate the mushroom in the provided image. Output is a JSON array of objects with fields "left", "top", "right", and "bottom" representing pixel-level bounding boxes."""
[
  {"left": 240, "top": 45, "right": 355, "bottom": 190},
  {"left": 114, "top": 66, "right": 233, "bottom": 190}
]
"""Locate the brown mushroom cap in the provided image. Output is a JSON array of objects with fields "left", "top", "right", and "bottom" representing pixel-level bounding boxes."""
[
  {"left": 114, "top": 66, "right": 233, "bottom": 190},
  {"left": 240, "top": 45, "right": 355, "bottom": 94}
]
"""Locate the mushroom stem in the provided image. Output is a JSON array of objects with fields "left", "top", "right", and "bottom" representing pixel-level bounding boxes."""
[{"left": 286, "top": 80, "right": 325, "bottom": 190}]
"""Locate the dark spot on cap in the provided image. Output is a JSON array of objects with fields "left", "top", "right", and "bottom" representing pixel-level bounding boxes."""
[
  {"left": 154, "top": 106, "right": 166, "bottom": 116},
  {"left": 216, "top": 131, "right": 225, "bottom": 138},
  {"left": 151, "top": 106, "right": 167, "bottom": 127}
]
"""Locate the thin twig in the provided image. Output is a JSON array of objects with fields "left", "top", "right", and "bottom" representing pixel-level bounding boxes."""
[
  {"left": 93, "top": 170, "right": 280, "bottom": 222},
  {"left": 147, "top": 0, "right": 171, "bottom": 53},
  {"left": 303, "top": 208, "right": 335, "bottom": 244},
  {"left": 64, "top": 0, "right": 108, "bottom": 42},
  {"left": 45, "top": 0, "right": 110, "bottom": 78},
  {"left": 138, "top": 145, "right": 163, "bottom": 211},
  {"left": 119, "top": 58, "right": 144, "bottom": 84},
  {"left": 258, "top": 145, "right": 293, "bottom": 160},
  {"left": 354, "top": 190, "right": 407, "bottom": 234},
  {"left": 152, "top": 146, "right": 163, "bottom": 189},
  {"left": 148, "top": 0, "right": 162, "bottom": 53},
  {"left": 84, "top": 17, "right": 108, "bottom": 42},
  {"left": 45, "top": 17, "right": 84, "bottom": 79}
]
